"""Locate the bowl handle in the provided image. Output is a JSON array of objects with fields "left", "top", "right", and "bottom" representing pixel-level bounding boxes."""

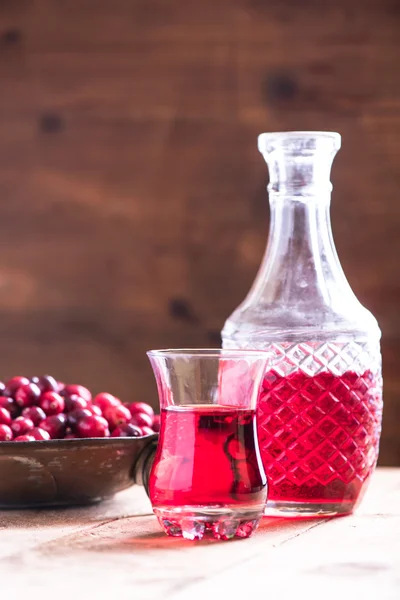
[{"left": 132, "top": 435, "right": 158, "bottom": 496}]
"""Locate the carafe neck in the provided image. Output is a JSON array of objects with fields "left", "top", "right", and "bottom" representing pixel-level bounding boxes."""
[
  {"left": 260, "top": 192, "right": 341, "bottom": 306},
  {"left": 254, "top": 132, "right": 345, "bottom": 308},
  {"left": 261, "top": 131, "right": 340, "bottom": 198}
]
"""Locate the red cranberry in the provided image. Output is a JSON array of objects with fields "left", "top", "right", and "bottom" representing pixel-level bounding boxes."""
[
  {"left": 129, "top": 402, "right": 154, "bottom": 420},
  {"left": 67, "top": 408, "right": 93, "bottom": 429},
  {"left": 130, "top": 412, "right": 153, "bottom": 428},
  {"left": 5, "top": 376, "right": 30, "bottom": 397},
  {"left": 0, "top": 396, "right": 11, "bottom": 409},
  {"left": 64, "top": 394, "right": 88, "bottom": 412},
  {"left": 11, "top": 417, "right": 34, "bottom": 436},
  {"left": 111, "top": 423, "right": 142, "bottom": 438},
  {"left": 39, "top": 392, "right": 65, "bottom": 415},
  {"left": 76, "top": 415, "right": 110, "bottom": 438},
  {"left": 87, "top": 404, "right": 102, "bottom": 417},
  {"left": 0, "top": 382, "right": 5, "bottom": 395},
  {"left": 15, "top": 383, "right": 41, "bottom": 408},
  {"left": 140, "top": 426, "right": 154, "bottom": 436},
  {"left": 0, "top": 424, "right": 12, "bottom": 441},
  {"left": 103, "top": 404, "right": 131, "bottom": 430},
  {"left": 152, "top": 415, "right": 161, "bottom": 432},
  {"left": 93, "top": 393, "right": 121, "bottom": 411},
  {"left": 22, "top": 406, "right": 46, "bottom": 426},
  {"left": 63, "top": 385, "right": 91, "bottom": 402},
  {"left": 37, "top": 375, "right": 59, "bottom": 393},
  {"left": 0, "top": 407, "right": 11, "bottom": 426},
  {"left": 14, "top": 434, "right": 35, "bottom": 441},
  {"left": 30, "top": 427, "right": 51, "bottom": 441},
  {"left": 57, "top": 381, "right": 65, "bottom": 393},
  {"left": 0, "top": 396, "right": 19, "bottom": 418},
  {"left": 40, "top": 414, "right": 67, "bottom": 439}
]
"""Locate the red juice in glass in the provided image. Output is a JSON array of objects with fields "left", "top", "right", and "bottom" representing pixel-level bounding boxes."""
[
  {"left": 147, "top": 349, "right": 269, "bottom": 540},
  {"left": 150, "top": 405, "right": 266, "bottom": 509}
]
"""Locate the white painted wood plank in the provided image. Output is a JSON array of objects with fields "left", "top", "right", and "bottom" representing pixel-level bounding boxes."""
[
  {"left": 172, "top": 468, "right": 400, "bottom": 600},
  {"left": 0, "top": 468, "right": 397, "bottom": 600},
  {"left": 0, "top": 483, "right": 153, "bottom": 559}
]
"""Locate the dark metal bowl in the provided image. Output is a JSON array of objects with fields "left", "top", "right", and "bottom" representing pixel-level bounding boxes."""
[{"left": 0, "top": 434, "right": 158, "bottom": 508}]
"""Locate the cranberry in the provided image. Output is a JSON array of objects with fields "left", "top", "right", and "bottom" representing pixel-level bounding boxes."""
[
  {"left": 76, "top": 415, "right": 109, "bottom": 438},
  {"left": 30, "top": 427, "right": 51, "bottom": 441},
  {"left": 130, "top": 412, "right": 153, "bottom": 428},
  {"left": 0, "top": 424, "right": 12, "bottom": 441},
  {"left": 11, "top": 417, "right": 34, "bottom": 436},
  {"left": 129, "top": 402, "right": 154, "bottom": 420},
  {"left": 87, "top": 404, "right": 102, "bottom": 417},
  {"left": 0, "top": 382, "right": 5, "bottom": 394},
  {"left": 111, "top": 423, "right": 142, "bottom": 438},
  {"left": 14, "top": 434, "right": 35, "bottom": 441},
  {"left": 57, "top": 381, "right": 65, "bottom": 393},
  {"left": 40, "top": 414, "right": 67, "bottom": 439},
  {"left": 39, "top": 392, "right": 65, "bottom": 415},
  {"left": 15, "top": 383, "right": 41, "bottom": 408},
  {"left": 0, "top": 396, "right": 19, "bottom": 418},
  {"left": 37, "top": 375, "right": 59, "bottom": 393},
  {"left": 93, "top": 393, "right": 121, "bottom": 411},
  {"left": 63, "top": 385, "right": 91, "bottom": 402},
  {"left": 5, "top": 376, "right": 30, "bottom": 397},
  {"left": 140, "top": 426, "right": 154, "bottom": 436},
  {"left": 67, "top": 408, "right": 92, "bottom": 429},
  {"left": 0, "top": 396, "right": 12, "bottom": 409},
  {"left": 0, "top": 407, "right": 11, "bottom": 426},
  {"left": 103, "top": 404, "right": 131, "bottom": 430},
  {"left": 152, "top": 415, "right": 161, "bottom": 432},
  {"left": 22, "top": 406, "right": 46, "bottom": 426},
  {"left": 64, "top": 394, "right": 88, "bottom": 412}
]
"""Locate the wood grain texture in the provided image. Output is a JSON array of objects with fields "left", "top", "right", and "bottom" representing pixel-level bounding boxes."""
[
  {"left": 0, "top": 1, "right": 399, "bottom": 463},
  {"left": 0, "top": 468, "right": 399, "bottom": 598}
]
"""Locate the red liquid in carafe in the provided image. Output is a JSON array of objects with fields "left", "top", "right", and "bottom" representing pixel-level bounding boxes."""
[{"left": 258, "top": 369, "right": 382, "bottom": 509}]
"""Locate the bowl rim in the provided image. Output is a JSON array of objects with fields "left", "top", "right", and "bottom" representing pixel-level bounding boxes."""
[{"left": 0, "top": 432, "right": 158, "bottom": 450}]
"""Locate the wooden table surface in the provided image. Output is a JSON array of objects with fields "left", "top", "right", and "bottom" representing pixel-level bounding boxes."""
[{"left": 0, "top": 467, "right": 398, "bottom": 599}]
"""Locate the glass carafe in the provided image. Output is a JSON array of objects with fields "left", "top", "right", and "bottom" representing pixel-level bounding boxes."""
[{"left": 222, "top": 132, "right": 383, "bottom": 517}]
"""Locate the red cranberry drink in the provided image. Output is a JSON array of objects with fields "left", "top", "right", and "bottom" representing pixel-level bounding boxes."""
[
  {"left": 258, "top": 369, "right": 382, "bottom": 514},
  {"left": 147, "top": 349, "right": 269, "bottom": 541},
  {"left": 149, "top": 405, "right": 266, "bottom": 539}
]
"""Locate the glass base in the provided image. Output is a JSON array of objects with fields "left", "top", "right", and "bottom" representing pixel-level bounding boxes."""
[
  {"left": 154, "top": 505, "right": 264, "bottom": 540},
  {"left": 264, "top": 500, "right": 355, "bottom": 518}
]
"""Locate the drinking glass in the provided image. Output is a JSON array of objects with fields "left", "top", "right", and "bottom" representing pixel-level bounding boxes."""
[{"left": 147, "top": 349, "right": 269, "bottom": 540}]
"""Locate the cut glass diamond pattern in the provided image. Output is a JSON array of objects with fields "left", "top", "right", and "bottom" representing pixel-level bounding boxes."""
[{"left": 257, "top": 341, "right": 382, "bottom": 501}]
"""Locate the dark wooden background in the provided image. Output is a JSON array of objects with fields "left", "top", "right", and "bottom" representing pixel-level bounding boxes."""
[{"left": 0, "top": 1, "right": 399, "bottom": 464}]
